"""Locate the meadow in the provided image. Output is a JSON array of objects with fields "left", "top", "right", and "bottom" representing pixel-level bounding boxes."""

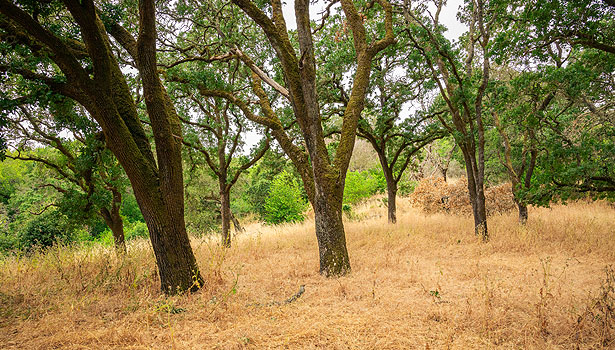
[{"left": 0, "top": 198, "right": 614, "bottom": 349}]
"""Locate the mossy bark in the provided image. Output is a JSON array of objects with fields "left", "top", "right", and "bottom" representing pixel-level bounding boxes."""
[{"left": 313, "top": 183, "right": 350, "bottom": 276}]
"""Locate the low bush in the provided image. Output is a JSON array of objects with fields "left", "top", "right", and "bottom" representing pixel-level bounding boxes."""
[
  {"left": 125, "top": 221, "right": 149, "bottom": 240},
  {"left": 0, "top": 230, "right": 17, "bottom": 253},
  {"left": 344, "top": 170, "right": 383, "bottom": 205},
  {"left": 263, "top": 170, "right": 307, "bottom": 224},
  {"left": 19, "top": 211, "right": 74, "bottom": 250}
]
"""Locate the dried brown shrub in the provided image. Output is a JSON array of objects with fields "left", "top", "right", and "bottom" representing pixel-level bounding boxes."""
[{"left": 410, "top": 177, "right": 516, "bottom": 216}]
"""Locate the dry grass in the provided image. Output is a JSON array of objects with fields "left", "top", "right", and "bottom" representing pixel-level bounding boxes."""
[{"left": 1, "top": 198, "right": 614, "bottom": 349}]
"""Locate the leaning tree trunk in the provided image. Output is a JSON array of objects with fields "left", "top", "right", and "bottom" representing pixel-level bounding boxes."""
[
  {"left": 219, "top": 183, "right": 232, "bottom": 248},
  {"left": 230, "top": 211, "right": 244, "bottom": 233},
  {"left": 99, "top": 187, "right": 126, "bottom": 253},
  {"left": 312, "top": 181, "right": 351, "bottom": 276}
]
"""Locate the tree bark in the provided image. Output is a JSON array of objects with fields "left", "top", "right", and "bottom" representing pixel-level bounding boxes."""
[
  {"left": 372, "top": 144, "right": 399, "bottom": 224},
  {"left": 138, "top": 200, "right": 202, "bottom": 293},
  {"left": 474, "top": 185, "right": 488, "bottom": 238},
  {"left": 380, "top": 157, "right": 398, "bottom": 224},
  {"left": 461, "top": 146, "right": 488, "bottom": 240},
  {"left": 313, "top": 186, "right": 350, "bottom": 276},
  {"left": 387, "top": 182, "right": 397, "bottom": 224},
  {"left": 219, "top": 184, "right": 231, "bottom": 248},
  {"left": 517, "top": 202, "right": 528, "bottom": 224}
]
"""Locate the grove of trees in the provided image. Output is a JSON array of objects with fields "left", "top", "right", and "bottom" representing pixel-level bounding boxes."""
[{"left": 0, "top": 0, "right": 613, "bottom": 294}]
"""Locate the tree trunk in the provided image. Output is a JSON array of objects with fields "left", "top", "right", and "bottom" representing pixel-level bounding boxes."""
[
  {"left": 474, "top": 187, "right": 488, "bottom": 238},
  {"left": 461, "top": 146, "right": 488, "bottom": 240},
  {"left": 99, "top": 188, "right": 126, "bottom": 253},
  {"left": 313, "top": 186, "right": 350, "bottom": 276},
  {"left": 220, "top": 186, "right": 232, "bottom": 248},
  {"left": 135, "top": 0, "right": 203, "bottom": 293},
  {"left": 377, "top": 149, "right": 398, "bottom": 224},
  {"left": 100, "top": 208, "right": 126, "bottom": 254},
  {"left": 136, "top": 194, "right": 203, "bottom": 293},
  {"left": 518, "top": 201, "right": 528, "bottom": 224},
  {"left": 387, "top": 180, "right": 397, "bottom": 224},
  {"left": 440, "top": 167, "right": 448, "bottom": 182}
]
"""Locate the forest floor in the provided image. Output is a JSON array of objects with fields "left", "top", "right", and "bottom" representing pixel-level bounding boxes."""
[{"left": 1, "top": 198, "right": 614, "bottom": 349}]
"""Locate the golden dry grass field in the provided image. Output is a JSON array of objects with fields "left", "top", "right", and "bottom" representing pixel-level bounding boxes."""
[{"left": 0, "top": 198, "right": 614, "bottom": 349}]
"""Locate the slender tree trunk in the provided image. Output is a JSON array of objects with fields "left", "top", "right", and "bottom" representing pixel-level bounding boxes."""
[
  {"left": 519, "top": 148, "right": 537, "bottom": 225},
  {"left": 474, "top": 186, "right": 488, "bottom": 238},
  {"left": 517, "top": 201, "right": 528, "bottom": 224},
  {"left": 387, "top": 183, "right": 397, "bottom": 224},
  {"left": 440, "top": 167, "right": 448, "bottom": 182},
  {"left": 312, "top": 182, "right": 350, "bottom": 276},
  {"left": 219, "top": 184, "right": 232, "bottom": 248},
  {"left": 441, "top": 143, "right": 456, "bottom": 182},
  {"left": 460, "top": 145, "right": 488, "bottom": 240},
  {"left": 376, "top": 150, "right": 398, "bottom": 224}
]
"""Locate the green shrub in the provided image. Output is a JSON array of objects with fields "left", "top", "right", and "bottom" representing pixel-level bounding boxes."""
[
  {"left": 343, "top": 170, "right": 381, "bottom": 205},
  {"left": 263, "top": 170, "right": 307, "bottom": 224},
  {"left": 95, "top": 230, "right": 114, "bottom": 246},
  {"left": 121, "top": 193, "right": 144, "bottom": 223},
  {"left": 125, "top": 221, "right": 149, "bottom": 240},
  {"left": 399, "top": 180, "right": 419, "bottom": 196},
  {"left": 94, "top": 221, "right": 148, "bottom": 246},
  {"left": 367, "top": 168, "right": 387, "bottom": 194},
  {"left": 19, "top": 211, "right": 74, "bottom": 250},
  {"left": 0, "top": 230, "right": 17, "bottom": 253}
]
